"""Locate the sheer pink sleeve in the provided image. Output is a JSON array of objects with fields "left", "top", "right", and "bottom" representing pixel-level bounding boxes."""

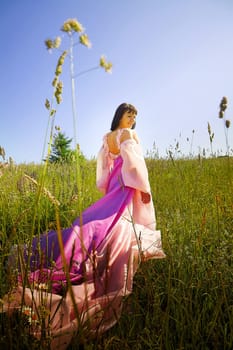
[
  {"left": 120, "top": 139, "right": 151, "bottom": 193},
  {"left": 96, "top": 141, "right": 113, "bottom": 193}
]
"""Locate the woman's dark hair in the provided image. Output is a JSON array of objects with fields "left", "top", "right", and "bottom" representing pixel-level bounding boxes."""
[{"left": 110, "top": 103, "right": 138, "bottom": 131}]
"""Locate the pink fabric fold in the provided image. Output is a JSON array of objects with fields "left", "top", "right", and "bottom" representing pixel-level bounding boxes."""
[{"left": 3, "top": 129, "right": 165, "bottom": 349}]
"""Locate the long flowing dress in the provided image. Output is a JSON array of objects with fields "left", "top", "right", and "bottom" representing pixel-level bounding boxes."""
[{"left": 3, "top": 128, "right": 165, "bottom": 349}]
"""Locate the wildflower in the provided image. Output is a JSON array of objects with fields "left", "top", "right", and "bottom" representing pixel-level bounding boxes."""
[
  {"left": 22, "top": 305, "right": 38, "bottom": 325},
  {"left": 22, "top": 306, "right": 31, "bottom": 316},
  {"left": 79, "top": 34, "right": 92, "bottom": 48},
  {"left": 225, "top": 119, "right": 231, "bottom": 128},
  {"left": 38, "top": 283, "right": 48, "bottom": 291}
]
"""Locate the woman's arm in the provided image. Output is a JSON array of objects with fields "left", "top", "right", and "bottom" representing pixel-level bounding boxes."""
[{"left": 119, "top": 129, "right": 138, "bottom": 144}]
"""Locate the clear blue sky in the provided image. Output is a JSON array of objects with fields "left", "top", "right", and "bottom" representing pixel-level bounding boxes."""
[{"left": 1, "top": 0, "right": 233, "bottom": 163}]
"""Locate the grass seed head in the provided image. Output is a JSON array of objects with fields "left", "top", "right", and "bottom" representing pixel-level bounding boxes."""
[
  {"left": 45, "top": 39, "right": 53, "bottom": 50},
  {"left": 53, "top": 36, "right": 61, "bottom": 48},
  {"left": 225, "top": 119, "right": 231, "bottom": 128},
  {"left": 61, "top": 18, "right": 84, "bottom": 33},
  {"left": 220, "top": 96, "right": 228, "bottom": 112},
  {"left": 219, "top": 110, "right": 224, "bottom": 119},
  {"left": 79, "top": 34, "right": 92, "bottom": 48},
  {"left": 207, "top": 122, "right": 211, "bottom": 135},
  {"left": 45, "top": 99, "right": 50, "bottom": 110},
  {"left": 99, "top": 55, "right": 113, "bottom": 73},
  {"left": 0, "top": 146, "right": 6, "bottom": 159}
]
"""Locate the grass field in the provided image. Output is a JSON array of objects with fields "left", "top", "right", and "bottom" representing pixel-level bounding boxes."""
[{"left": 0, "top": 155, "right": 232, "bottom": 349}]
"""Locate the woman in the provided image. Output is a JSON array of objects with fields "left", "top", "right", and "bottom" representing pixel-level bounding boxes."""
[{"left": 3, "top": 103, "right": 165, "bottom": 349}]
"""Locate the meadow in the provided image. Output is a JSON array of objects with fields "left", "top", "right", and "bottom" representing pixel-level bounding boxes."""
[{"left": 0, "top": 153, "right": 232, "bottom": 350}]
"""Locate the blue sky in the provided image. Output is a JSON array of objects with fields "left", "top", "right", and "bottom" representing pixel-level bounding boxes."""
[{"left": 1, "top": 0, "right": 233, "bottom": 163}]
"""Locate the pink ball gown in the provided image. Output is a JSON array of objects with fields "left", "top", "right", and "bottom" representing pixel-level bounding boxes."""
[{"left": 3, "top": 128, "right": 165, "bottom": 349}]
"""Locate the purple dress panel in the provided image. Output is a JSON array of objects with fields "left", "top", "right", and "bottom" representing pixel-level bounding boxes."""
[
  {"left": 4, "top": 129, "right": 166, "bottom": 350},
  {"left": 29, "top": 156, "right": 134, "bottom": 293}
]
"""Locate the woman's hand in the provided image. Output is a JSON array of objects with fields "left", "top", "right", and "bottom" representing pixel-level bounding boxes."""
[{"left": 141, "top": 192, "right": 151, "bottom": 204}]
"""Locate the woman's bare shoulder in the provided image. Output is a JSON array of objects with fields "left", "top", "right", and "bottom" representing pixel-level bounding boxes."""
[
  {"left": 120, "top": 129, "right": 139, "bottom": 143},
  {"left": 105, "top": 129, "right": 139, "bottom": 153}
]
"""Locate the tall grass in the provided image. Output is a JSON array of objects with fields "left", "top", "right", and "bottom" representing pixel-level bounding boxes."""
[
  {"left": 1, "top": 14, "right": 232, "bottom": 349},
  {"left": 86, "top": 155, "right": 233, "bottom": 350},
  {"left": 0, "top": 155, "right": 232, "bottom": 349}
]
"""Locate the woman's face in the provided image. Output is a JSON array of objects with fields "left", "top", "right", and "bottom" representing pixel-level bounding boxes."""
[{"left": 118, "top": 110, "right": 136, "bottom": 129}]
